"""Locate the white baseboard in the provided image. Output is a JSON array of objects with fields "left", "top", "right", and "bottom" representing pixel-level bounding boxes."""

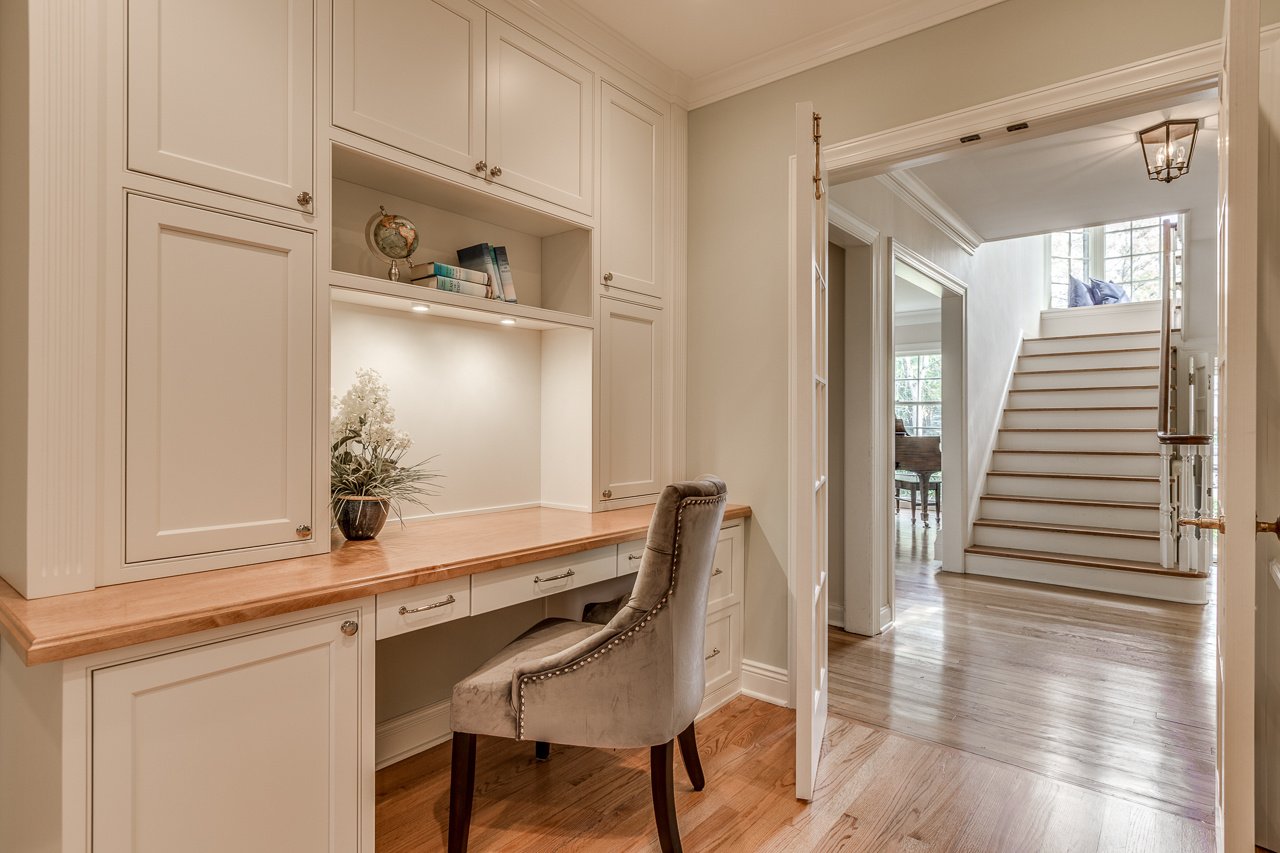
[
  {"left": 741, "top": 659, "right": 790, "bottom": 707},
  {"left": 698, "top": 679, "right": 741, "bottom": 720},
  {"left": 376, "top": 699, "right": 452, "bottom": 770},
  {"left": 827, "top": 601, "right": 845, "bottom": 628}
]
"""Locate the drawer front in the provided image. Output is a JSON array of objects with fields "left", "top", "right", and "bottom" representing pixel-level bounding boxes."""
[
  {"left": 617, "top": 538, "right": 646, "bottom": 576},
  {"left": 707, "top": 526, "right": 742, "bottom": 612},
  {"left": 703, "top": 607, "right": 739, "bottom": 695},
  {"left": 471, "top": 548, "right": 616, "bottom": 615},
  {"left": 377, "top": 576, "right": 471, "bottom": 640}
]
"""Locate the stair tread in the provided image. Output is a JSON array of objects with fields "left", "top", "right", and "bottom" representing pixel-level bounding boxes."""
[
  {"left": 993, "top": 449, "right": 1160, "bottom": 457},
  {"left": 973, "top": 518, "right": 1159, "bottom": 540},
  {"left": 1004, "top": 406, "right": 1158, "bottom": 412},
  {"left": 988, "top": 471, "right": 1158, "bottom": 482},
  {"left": 964, "top": 545, "right": 1206, "bottom": 579},
  {"left": 1008, "top": 385, "right": 1158, "bottom": 392},
  {"left": 1000, "top": 427, "right": 1152, "bottom": 432},
  {"left": 1029, "top": 329, "right": 1161, "bottom": 342},
  {"left": 1021, "top": 347, "right": 1161, "bottom": 357},
  {"left": 981, "top": 495, "right": 1159, "bottom": 510},
  {"left": 1015, "top": 365, "right": 1159, "bottom": 375}
]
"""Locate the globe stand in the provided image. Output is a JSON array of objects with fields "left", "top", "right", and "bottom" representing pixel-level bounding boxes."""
[{"left": 387, "top": 259, "right": 403, "bottom": 282}]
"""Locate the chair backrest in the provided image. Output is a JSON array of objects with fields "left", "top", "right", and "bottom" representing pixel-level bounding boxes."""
[{"left": 606, "top": 476, "right": 727, "bottom": 734}]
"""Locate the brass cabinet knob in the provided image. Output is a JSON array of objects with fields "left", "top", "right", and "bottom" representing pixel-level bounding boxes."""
[
  {"left": 474, "top": 160, "right": 487, "bottom": 173},
  {"left": 296, "top": 191, "right": 312, "bottom": 208},
  {"left": 296, "top": 524, "right": 311, "bottom": 536},
  {"left": 489, "top": 165, "right": 503, "bottom": 178},
  {"left": 602, "top": 272, "right": 614, "bottom": 283},
  {"left": 340, "top": 620, "right": 359, "bottom": 637},
  {"left": 602, "top": 489, "right": 613, "bottom": 499}
]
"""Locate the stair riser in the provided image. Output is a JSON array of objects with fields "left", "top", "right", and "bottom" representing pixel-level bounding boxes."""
[
  {"left": 1018, "top": 350, "right": 1159, "bottom": 372},
  {"left": 978, "top": 498, "right": 1159, "bottom": 529},
  {"left": 985, "top": 474, "right": 1159, "bottom": 503},
  {"left": 1002, "top": 409, "right": 1155, "bottom": 429},
  {"left": 1006, "top": 387, "right": 1159, "bottom": 407},
  {"left": 1011, "top": 368, "right": 1160, "bottom": 390},
  {"left": 989, "top": 451, "right": 1161, "bottom": 477},
  {"left": 963, "top": 553, "right": 1208, "bottom": 605},
  {"left": 1039, "top": 304, "right": 1162, "bottom": 338},
  {"left": 998, "top": 430, "right": 1159, "bottom": 452},
  {"left": 972, "top": 526, "right": 1161, "bottom": 563},
  {"left": 1021, "top": 332, "right": 1161, "bottom": 356}
]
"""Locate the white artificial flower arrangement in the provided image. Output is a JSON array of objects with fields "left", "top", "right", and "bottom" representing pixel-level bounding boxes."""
[{"left": 330, "top": 368, "right": 441, "bottom": 523}]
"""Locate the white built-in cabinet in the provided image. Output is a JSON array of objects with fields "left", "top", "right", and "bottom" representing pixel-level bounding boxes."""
[
  {"left": 122, "top": 197, "right": 317, "bottom": 571},
  {"left": 599, "top": 83, "right": 666, "bottom": 300},
  {"left": 127, "top": 0, "right": 315, "bottom": 212},
  {"left": 334, "top": 0, "right": 594, "bottom": 215},
  {"left": 599, "top": 298, "right": 668, "bottom": 502},
  {"left": 92, "top": 608, "right": 366, "bottom": 852}
]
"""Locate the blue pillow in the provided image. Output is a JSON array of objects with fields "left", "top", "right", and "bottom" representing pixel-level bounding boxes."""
[
  {"left": 1090, "top": 278, "right": 1130, "bottom": 304},
  {"left": 1067, "top": 274, "right": 1097, "bottom": 307}
]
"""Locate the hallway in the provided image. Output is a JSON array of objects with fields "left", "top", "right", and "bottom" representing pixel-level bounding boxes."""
[{"left": 829, "top": 513, "right": 1217, "bottom": 823}]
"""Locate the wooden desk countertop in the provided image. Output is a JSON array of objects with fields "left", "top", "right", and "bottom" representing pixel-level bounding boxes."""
[{"left": 0, "top": 504, "right": 751, "bottom": 667}]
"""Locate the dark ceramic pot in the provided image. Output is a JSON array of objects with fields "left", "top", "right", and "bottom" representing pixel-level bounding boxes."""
[{"left": 334, "top": 496, "right": 391, "bottom": 541}]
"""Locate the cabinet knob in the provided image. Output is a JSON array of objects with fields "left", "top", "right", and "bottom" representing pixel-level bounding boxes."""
[
  {"left": 489, "top": 165, "right": 503, "bottom": 178},
  {"left": 474, "top": 160, "right": 487, "bottom": 173},
  {"left": 340, "top": 620, "right": 359, "bottom": 637},
  {"left": 602, "top": 489, "right": 613, "bottom": 499},
  {"left": 296, "top": 524, "right": 312, "bottom": 536},
  {"left": 602, "top": 272, "right": 614, "bottom": 283},
  {"left": 296, "top": 191, "right": 312, "bottom": 208}
]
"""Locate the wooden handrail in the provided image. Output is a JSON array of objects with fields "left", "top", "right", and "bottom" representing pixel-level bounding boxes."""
[{"left": 1157, "top": 219, "right": 1212, "bottom": 446}]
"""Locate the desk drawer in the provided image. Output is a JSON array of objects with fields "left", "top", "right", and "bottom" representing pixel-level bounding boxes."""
[
  {"left": 703, "top": 607, "right": 738, "bottom": 695},
  {"left": 471, "top": 548, "right": 616, "bottom": 615},
  {"left": 377, "top": 576, "right": 471, "bottom": 640},
  {"left": 708, "top": 526, "right": 742, "bottom": 611},
  {"left": 617, "top": 538, "right": 646, "bottom": 576}
]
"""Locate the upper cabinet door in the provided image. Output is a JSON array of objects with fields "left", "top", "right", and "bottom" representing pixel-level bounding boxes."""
[
  {"left": 485, "top": 17, "right": 593, "bottom": 215},
  {"left": 128, "top": 0, "right": 314, "bottom": 211},
  {"left": 333, "top": 0, "right": 485, "bottom": 176},
  {"left": 600, "top": 83, "right": 665, "bottom": 299},
  {"left": 124, "top": 196, "right": 315, "bottom": 567}
]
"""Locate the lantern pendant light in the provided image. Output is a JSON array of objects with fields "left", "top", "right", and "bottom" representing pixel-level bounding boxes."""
[{"left": 1138, "top": 119, "right": 1199, "bottom": 184}]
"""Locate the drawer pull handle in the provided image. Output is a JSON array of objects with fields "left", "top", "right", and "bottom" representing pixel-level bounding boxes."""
[
  {"left": 534, "top": 569, "right": 576, "bottom": 583},
  {"left": 712, "top": 568, "right": 723, "bottom": 576},
  {"left": 399, "top": 594, "right": 456, "bottom": 615},
  {"left": 628, "top": 553, "right": 643, "bottom": 561},
  {"left": 705, "top": 647, "right": 721, "bottom": 661}
]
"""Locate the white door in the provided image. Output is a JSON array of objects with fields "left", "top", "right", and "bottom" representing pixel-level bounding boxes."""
[
  {"left": 599, "top": 82, "right": 665, "bottom": 299},
  {"left": 332, "top": 0, "right": 486, "bottom": 177},
  {"left": 128, "top": 0, "right": 314, "bottom": 211},
  {"left": 1212, "top": 0, "right": 1261, "bottom": 848},
  {"left": 124, "top": 196, "right": 315, "bottom": 567},
  {"left": 792, "top": 102, "right": 829, "bottom": 800},
  {"left": 92, "top": 611, "right": 364, "bottom": 853},
  {"left": 598, "top": 297, "right": 667, "bottom": 502},
  {"left": 485, "top": 17, "right": 593, "bottom": 214}
]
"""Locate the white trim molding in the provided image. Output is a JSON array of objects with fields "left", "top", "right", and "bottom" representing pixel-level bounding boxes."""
[
  {"left": 741, "top": 659, "right": 791, "bottom": 707},
  {"left": 877, "top": 171, "right": 982, "bottom": 255},
  {"left": 375, "top": 700, "right": 452, "bottom": 770}
]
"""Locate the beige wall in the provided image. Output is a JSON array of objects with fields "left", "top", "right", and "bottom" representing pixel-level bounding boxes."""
[
  {"left": 685, "top": 0, "right": 1238, "bottom": 670},
  {"left": 826, "top": 243, "right": 846, "bottom": 623}
]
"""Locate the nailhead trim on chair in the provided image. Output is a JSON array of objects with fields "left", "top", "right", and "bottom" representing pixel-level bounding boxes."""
[{"left": 515, "top": 493, "right": 726, "bottom": 740}]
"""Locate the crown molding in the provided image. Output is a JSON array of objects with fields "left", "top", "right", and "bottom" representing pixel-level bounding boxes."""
[
  {"left": 687, "top": 0, "right": 1007, "bottom": 108},
  {"left": 877, "top": 170, "right": 983, "bottom": 255}
]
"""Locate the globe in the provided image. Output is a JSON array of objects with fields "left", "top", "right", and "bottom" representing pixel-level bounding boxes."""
[{"left": 365, "top": 205, "right": 420, "bottom": 281}]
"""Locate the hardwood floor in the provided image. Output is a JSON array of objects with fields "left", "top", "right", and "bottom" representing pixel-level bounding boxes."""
[
  {"left": 375, "top": 511, "right": 1217, "bottom": 850},
  {"left": 828, "top": 511, "right": 1216, "bottom": 823}
]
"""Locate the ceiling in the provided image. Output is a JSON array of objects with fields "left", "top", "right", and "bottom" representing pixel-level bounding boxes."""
[
  {"left": 900, "top": 95, "right": 1220, "bottom": 243},
  {"left": 894, "top": 276, "right": 941, "bottom": 317},
  {"left": 560, "top": 0, "right": 1008, "bottom": 106}
]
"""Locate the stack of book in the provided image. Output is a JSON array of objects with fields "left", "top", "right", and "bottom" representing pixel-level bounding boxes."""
[{"left": 408, "top": 243, "right": 520, "bottom": 304}]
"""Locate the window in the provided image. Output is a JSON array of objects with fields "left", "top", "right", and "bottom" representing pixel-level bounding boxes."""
[
  {"left": 1047, "top": 214, "right": 1183, "bottom": 308},
  {"left": 895, "top": 353, "right": 941, "bottom": 436}
]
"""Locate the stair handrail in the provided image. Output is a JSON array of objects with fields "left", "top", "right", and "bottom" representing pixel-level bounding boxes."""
[{"left": 1157, "top": 219, "right": 1212, "bottom": 446}]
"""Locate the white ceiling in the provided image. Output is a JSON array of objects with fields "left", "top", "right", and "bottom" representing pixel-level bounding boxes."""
[
  {"left": 894, "top": 276, "right": 941, "bottom": 316},
  {"left": 901, "top": 95, "right": 1220, "bottom": 243},
  {"left": 560, "top": 0, "right": 1008, "bottom": 105}
]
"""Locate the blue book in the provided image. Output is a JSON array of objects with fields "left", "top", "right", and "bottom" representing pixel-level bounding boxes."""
[
  {"left": 456, "top": 244, "right": 503, "bottom": 300},
  {"left": 492, "top": 246, "right": 518, "bottom": 303},
  {"left": 409, "top": 261, "right": 489, "bottom": 285}
]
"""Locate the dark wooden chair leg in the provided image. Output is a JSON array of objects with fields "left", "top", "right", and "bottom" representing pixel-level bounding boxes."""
[
  {"left": 675, "top": 722, "right": 705, "bottom": 791},
  {"left": 448, "top": 732, "right": 477, "bottom": 853},
  {"left": 650, "top": 740, "right": 683, "bottom": 853},
  {"left": 535, "top": 740, "right": 550, "bottom": 761}
]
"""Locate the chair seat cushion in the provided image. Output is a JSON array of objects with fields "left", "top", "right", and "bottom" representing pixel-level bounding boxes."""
[{"left": 451, "top": 618, "right": 601, "bottom": 739}]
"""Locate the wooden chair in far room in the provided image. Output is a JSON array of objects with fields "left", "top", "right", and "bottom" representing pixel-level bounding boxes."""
[{"left": 446, "top": 477, "right": 729, "bottom": 853}]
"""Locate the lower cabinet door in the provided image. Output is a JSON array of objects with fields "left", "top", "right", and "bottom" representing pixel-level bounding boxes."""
[
  {"left": 91, "top": 611, "right": 363, "bottom": 853},
  {"left": 598, "top": 297, "right": 668, "bottom": 502}
]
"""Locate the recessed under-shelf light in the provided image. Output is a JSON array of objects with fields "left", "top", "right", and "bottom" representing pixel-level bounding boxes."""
[
  {"left": 410, "top": 303, "right": 430, "bottom": 313},
  {"left": 500, "top": 317, "right": 516, "bottom": 326}
]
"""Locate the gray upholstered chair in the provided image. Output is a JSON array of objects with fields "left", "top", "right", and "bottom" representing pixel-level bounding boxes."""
[{"left": 447, "top": 476, "right": 729, "bottom": 853}]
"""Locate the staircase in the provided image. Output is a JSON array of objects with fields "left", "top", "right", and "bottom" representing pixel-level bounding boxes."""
[{"left": 965, "top": 315, "right": 1209, "bottom": 604}]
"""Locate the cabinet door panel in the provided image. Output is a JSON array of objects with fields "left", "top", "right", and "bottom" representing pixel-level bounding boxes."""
[
  {"left": 125, "top": 196, "right": 314, "bottom": 564},
  {"left": 486, "top": 18, "right": 593, "bottom": 214},
  {"left": 333, "top": 0, "right": 485, "bottom": 174},
  {"left": 600, "top": 84, "right": 664, "bottom": 299},
  {"left": 599, "top": 298, "right": 667, "bottom": 501},
  {"left": 92, "top": 611, "right": 362, "bottom": 853},
  {"left": 128, "top": 0, "right": 314, "bottom": 209}
]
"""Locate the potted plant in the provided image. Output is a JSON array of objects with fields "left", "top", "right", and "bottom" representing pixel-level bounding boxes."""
[{"left": 330, "top": 368, "right": 441, "bottom": 540}]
